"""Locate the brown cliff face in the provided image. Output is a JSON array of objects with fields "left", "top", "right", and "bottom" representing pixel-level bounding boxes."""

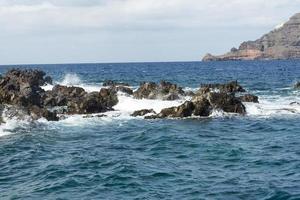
[{"left": 203, "top": 13, "right": 300, "bottom": 61}]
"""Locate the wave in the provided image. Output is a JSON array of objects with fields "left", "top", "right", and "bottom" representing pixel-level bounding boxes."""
[
  {"left": 3, "top": 73, "right": 300, "bottom": 137},
  {"left": 61, "top": 73, "right": 82, "bottom": 86},
  {"left": 245, "top": 95, "right": 300, "bottom": 118},
  {"left": 42, "top": 73, "right": 102, "bottom": 93}
]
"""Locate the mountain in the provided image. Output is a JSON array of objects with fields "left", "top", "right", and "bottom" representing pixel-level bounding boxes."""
[{"left": 203, "top": 13, "right": 300, "bottom": 61}]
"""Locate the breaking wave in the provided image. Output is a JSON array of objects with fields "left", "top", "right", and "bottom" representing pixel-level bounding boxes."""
[{"left": 3, "top": 73, "right": 300, "bottom": 137}]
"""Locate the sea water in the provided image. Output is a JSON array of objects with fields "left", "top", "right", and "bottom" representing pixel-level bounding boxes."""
[{"left": 0, "top": 61, "right": 299, "bottom": 199}]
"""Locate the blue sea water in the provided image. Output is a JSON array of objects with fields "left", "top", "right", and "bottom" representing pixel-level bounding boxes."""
[{"left": 0, "top": 60, "right": 300, "bottom": 199}]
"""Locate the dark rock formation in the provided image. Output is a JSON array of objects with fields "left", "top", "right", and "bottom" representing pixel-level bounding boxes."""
[
  {"left": 67, "top": 88, "right": 118, "bottom": 114},
  {"left": 239, "top": 94, "right": 259, "bottom": 103},
  {"left": 131, "top": 109, "right": 156, "bottom": 117},
  {"left": 200, "top": 81, "right": 246, "bottom": 93},
  {"left": 203, "top": 13, "right": 300, "bottom": 61},
  {"left": 0, "top": 69, "right": 120, "bottom": 122},
  {"left": 0, "top": 69, "right": 50, "bottom": 107},
  {"left": 29, "top": 105, "right": 59, "bottom": 121},
  {"left": 146, "top": 90, "right": 246, "bottom": 119},
  {"left": 43, "top": 85, "right": 87, "bottom": 107},
  {"left": 43, "top": 85, "right": 118, "bottom": 114},
  {"left": 102, "top": 80, "right": 133, "bottom": 95},
  {"left": 133, "top": 81, "right": 185, "bottom": 100},
  {"left": 0, "top": 69, "right": 58, "bottom": 121},
  {"left": 206, "top": 92, "right": 245, "bottom": 114}
]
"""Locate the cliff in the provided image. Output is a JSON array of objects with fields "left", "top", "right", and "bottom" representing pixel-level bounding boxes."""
[{"left": 203, "top": 13, "right": 300, "bottom": 61}]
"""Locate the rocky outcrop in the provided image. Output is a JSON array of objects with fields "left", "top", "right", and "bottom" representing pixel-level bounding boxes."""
[
  {"left": 43, "top": 85, "right": 87, "bottom": 107},
  {"left": 0, "top": 69, "right": 119, "bottom": 122},
  {"left": 0, "top": 69, "right": 51, "bottom": 107},
  {"left": 133, "top": 81, "right": 185, "bottom": 100},
  {"left": 0, "top": 69, "right": 58, "bottom": 121},
  {"left": 44, "top": 85, "right": 118, "bottom": 114},
  {"left": 146, "top": 83, "right": 247, "bottom": 119},
  {"left": 67, "top": 90, "right": 116, "bottom": 114},
  {"left": 203, "top": 13, "right": 300, "bottom": 61}
]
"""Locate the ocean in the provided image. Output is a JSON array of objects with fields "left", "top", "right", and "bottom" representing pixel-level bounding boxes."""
[{"left": 0, "top": 60, "right": 299, "bottom": 199}]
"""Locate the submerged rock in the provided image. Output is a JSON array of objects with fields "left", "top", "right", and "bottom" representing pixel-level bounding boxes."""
[
  {"left": 103, "top": 80, "right": 130, "bottom": 87},
  {"left": 294, "top": 82, "right": 300, "bottom": 89},
  {"left": 131, "top": 109, "right": 156, "bottom": 117},
  {"left": 83, "top": 114, "right": 107, "bottom": 118},
  {"left": 133, "top": 81, "right": 185, "bottom": 100}
]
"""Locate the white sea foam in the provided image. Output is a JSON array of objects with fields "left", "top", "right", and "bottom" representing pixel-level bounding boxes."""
[
  {"left": 0, "top": 115, "right": 31, "bottom": 137},
  {"left": 114, "top": 93, "right": 185, "bottom": 115},
  {"left": 5, "top": 72, "right": 300, "bottom": 135},
  {"left": 244, "top": 95, "right": 300, "bottom": 118},
  {"left": 61, "top": 73, "right": 82, "bottom": 86},
  {"left": 41, "top": 73, "right": 102, "bottom": 92}
]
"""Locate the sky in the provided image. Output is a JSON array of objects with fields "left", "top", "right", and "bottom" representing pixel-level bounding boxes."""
[{"left": 0, "top": 0, "right": 300, "bottom": 64}]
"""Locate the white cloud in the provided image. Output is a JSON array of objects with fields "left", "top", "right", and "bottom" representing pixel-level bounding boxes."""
[
  {"left": 0, "top": 0, "right": 299, "bottom": 33},
  {"left": 0, "top": 0, "right": 300, "bottom": 64}
]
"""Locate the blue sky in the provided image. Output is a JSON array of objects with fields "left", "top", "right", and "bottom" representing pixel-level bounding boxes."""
[{"left": 0, "top": 0, "right": 300, "bottom": 64}]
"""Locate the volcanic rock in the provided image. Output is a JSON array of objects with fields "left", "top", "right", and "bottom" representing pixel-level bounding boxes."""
[
  {"left": 239, "top": 94, "right": 259, "bottom": 103},
  {"left": 133, "top": 81, "right": 185, "bottom": 100}
]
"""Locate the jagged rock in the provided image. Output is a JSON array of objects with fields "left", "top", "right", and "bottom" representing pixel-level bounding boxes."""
[
  {"left": 99, "top": 88, "right": 119, "bottom": 108},
  {"left": 239, "top": 94, "right": 259, "bottom": 103},
  {"left": 203, "top": 13, "right": 300, "bottom": 61},
  {"left": 43, "top": 85, "right": 87, "bottom": 107},
  {"left": 0, "top": 69, "right": 49, "bottom": 107},
  {"left": 134, "top": 81, "right": 185, "bottom": 100},
  {"left": 44, "top": 86, "right": 118, "bottom": 115},
  {"left": 29, "top": 105, "right": 59, "bottom": 121},
  {"left": 103, "top": 80, "right": 130, "bottom": 87},
  {"left": 67, "top": 88, "right": 118, "bottom": 114},
  {"left": 200, "top": 81, "right": 246, "bottom": 93},
  {"left": 206, "top": 92, "right": 246, "bottom": 114},
  {"left": 131, "top": 109, "right": 156, "bottom": 117},
  {"left": 192, "top": 97, "right": 211, "bottom": 116}
]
